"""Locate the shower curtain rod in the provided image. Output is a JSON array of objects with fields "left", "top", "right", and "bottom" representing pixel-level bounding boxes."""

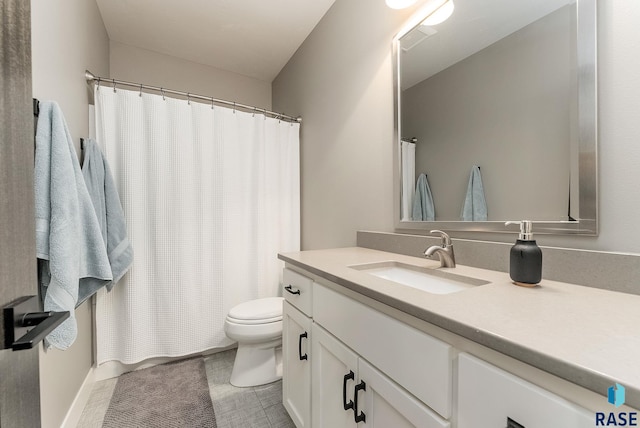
[{"left": 84, "top": 70, "right": 302, "bottom": 124}]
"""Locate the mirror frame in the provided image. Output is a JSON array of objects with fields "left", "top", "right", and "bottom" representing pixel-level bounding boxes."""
[{"left": 393, "top": 0, "right": 597, "bottom": 236}]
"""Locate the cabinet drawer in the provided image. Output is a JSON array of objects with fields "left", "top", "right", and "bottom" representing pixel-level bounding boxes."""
[
  {"left": 283, "top": 268, "right": 313, "bottom": 316},
  {"left": 458, "top": 353, "right": 592, "bottom": 428},
  {"left": 313, "top": 283, "right": 453, "bottom": 419}
]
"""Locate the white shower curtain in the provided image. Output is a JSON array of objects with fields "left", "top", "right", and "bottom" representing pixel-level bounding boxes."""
[
  {"left": 400, "top": 140, "right": 416, "bottom": 221},
  {"left": 93, "top": 87, "right": 300, "bottom": 364}
]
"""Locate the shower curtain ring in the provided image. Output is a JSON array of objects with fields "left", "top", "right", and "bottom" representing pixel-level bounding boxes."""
[
  {"left": 139, "top": 84, "right": 143, "bottom": 97},
  {"left": 187, "top": 93, "right": 190, "bottom": 105},
  {"left": 211, "top": 97, "right": 214, "bottom": 110},
  {"left": 161, "top": 88, "right": 165, "bottom": 101},
  {"left": 112, "top": 79, "right": 117, "bottom": 93},
  {"left": 96, "top": 77, "right": 101, "bottom": 90},
  {"left": 233, "top": 102, "right": 236, "bottom": 114}
]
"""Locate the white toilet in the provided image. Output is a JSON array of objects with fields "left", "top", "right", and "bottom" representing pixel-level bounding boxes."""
[{"left": 224, "top": 297, "right": 284, "bottom": 387}]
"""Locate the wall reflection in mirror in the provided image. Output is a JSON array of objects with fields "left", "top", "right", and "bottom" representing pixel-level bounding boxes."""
[{"left": 395, "top": 0, "right": 597, "bottom": 235}]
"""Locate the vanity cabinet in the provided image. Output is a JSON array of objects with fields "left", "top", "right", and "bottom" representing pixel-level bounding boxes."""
[
  {"left": 457, "top": 353, "right": 593, "bottom": 428},
  {"left": 281, "top": 264, "right": 595, "bottom": 428}
]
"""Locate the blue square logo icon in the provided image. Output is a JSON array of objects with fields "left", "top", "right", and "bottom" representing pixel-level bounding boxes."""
[{"left": 608, "top": 383, "right": 625, "bottom": 408}]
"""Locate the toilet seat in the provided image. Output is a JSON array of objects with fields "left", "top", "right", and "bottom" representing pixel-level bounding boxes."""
[
  {"left": 225, "top": 297, "right": 284, "bottom": 339},
  {"left": 226, "top": 315, "right": 282, "bottom": 325},
  {"left": 228, "top": 297, "right": 284, "bottom": 321}
]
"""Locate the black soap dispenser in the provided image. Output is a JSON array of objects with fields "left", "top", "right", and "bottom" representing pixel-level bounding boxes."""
[{"left": 505, "top": 220, "right": 542, "bottom": 287}]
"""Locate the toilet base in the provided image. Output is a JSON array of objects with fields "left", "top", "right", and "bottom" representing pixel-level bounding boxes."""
[{"left": 230, "top": 342, "right": 283, "bottom": 387}]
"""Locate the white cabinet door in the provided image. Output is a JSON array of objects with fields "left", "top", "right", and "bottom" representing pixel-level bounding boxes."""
[
  {"left": 458, "top": 353, "right": 593, "bottom": 428},
  {"left": 358, "top": 359, "right": 450, "bottom": 428},
  {"left": 312, "top": 323, "right": 359, "bottom": 428},
  {"left": 283, "top": 302, "right": 312, "bottom": 428}
]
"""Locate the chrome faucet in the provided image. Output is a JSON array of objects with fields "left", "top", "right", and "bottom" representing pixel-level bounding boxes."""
[{"left": 424, "top": 230, "right": 456, "bottom": 268}]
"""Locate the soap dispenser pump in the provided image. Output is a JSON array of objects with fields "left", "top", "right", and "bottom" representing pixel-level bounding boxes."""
[{"left": 505, "top": 220, "right": 542, "bottom": 287}]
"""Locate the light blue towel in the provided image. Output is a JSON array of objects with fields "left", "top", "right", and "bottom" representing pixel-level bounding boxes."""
[
  {"left": 412, "top": 173, "right": 435, "bottom": 221},
  {"left": 35, "top": 101, "right": 112, "bottom": 350},
  {"left": 80, "top": 138, "right": 134, "bottom": 304},
  {"left": 460, "top": 165, "right": 487, "bottom": 221}
]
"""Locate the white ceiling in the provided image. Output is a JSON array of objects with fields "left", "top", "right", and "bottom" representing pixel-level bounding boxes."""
[{"left": 95, "top": 0, "right": 337, "bottom": 83}]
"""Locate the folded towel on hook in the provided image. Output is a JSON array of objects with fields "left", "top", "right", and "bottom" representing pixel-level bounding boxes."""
[
  {"left": 80, "top": 138, "right": 133, "bottom": 304},
  {"left": 35, "top": 101, "right": 112, "bottom": 350},
  {"left": 460, "top": 165, "right": 487, "bottom": 221},
  {"left": 412, "top": 173, "right": 435, "bottom": 221}
]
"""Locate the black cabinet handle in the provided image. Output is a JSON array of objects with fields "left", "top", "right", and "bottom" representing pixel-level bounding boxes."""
[
  {"left": 284, "top": 285, "right": 301, "bottom": 295},
  {"left": 353, "top": 380, "right": 366, "bottom": 423},
  {"left": 343, "top": 370, "right": 355, "bottom": 411},
  {"left": 298, "top": 332, "right": 308, "bottom": 360}
]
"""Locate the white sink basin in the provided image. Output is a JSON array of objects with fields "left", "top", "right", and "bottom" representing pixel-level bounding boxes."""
[{"left": 350, "top": 261, "right": 490, "bottom": 295}]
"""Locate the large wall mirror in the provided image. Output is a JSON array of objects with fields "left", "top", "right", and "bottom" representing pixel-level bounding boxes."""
[{"left": 393, "top": 0, "right": 597, "bottom": 235}]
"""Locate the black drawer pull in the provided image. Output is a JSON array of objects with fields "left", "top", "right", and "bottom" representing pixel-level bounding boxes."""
[
  {"left": 343, "top": 370, "right": 355, "bottom": 411},
  {"left": 285, "top": 285, "right": 301, "bottom": 295},
  {"left": 353, "top": 380, "right": 366, "bottom": 423},
  {"left": 298, "top": 332, "right": 308, "bottom": 360}
]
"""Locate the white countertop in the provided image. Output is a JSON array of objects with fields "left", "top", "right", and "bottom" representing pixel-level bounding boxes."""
[{"left": 279, "top": 246, "right": 640, "bottom": 409}]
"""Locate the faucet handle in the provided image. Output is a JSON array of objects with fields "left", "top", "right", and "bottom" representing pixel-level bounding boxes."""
[{"left": 430, "top": 230, "right": 451, "bottom": 247}]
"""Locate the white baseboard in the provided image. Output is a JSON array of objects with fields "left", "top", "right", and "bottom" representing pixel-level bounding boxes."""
[{"left": 60, "top": 367, "right": 96, "bottom": 428}]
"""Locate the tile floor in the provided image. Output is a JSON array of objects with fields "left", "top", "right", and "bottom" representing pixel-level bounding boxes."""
[{"left": 77, "top": 349, "right": 295, "bottom": 428}]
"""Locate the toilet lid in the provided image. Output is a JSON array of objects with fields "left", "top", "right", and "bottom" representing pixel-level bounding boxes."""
[{"left": 228, "top": 297, "right": 284, "bottom": 321}]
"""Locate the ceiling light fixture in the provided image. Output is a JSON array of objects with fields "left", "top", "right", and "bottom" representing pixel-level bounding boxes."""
[
  {"left": 385, "top": 0, "right": 418, "bottom": 10},
  {"left": 420, "top": 0, "right": 455, "bottom": 26}
]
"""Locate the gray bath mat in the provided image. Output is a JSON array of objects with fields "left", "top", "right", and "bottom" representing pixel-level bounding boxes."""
[{"left": 102, "top": 357, "right": 217, "bottom": 428}]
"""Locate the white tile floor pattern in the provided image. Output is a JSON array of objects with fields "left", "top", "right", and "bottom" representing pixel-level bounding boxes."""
[{"left": 77, "top": 349, "right": 295, "bottom": 428}]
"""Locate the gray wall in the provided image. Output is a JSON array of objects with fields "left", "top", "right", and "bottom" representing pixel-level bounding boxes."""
[
  {"left": 274, "top": 0, "right": 640, "bottom": 254},
  {"left": 31, "top": 0, "right": 110, "bottom": 427},
  {"left": 403, "top": 7, "right": 572, "bottom": 221},
  {"left": 110, "top": 41, "right": 272, "bottom": 110},
  {"left": 273, "top": 0, "right": 424, "bottom": 249}
]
